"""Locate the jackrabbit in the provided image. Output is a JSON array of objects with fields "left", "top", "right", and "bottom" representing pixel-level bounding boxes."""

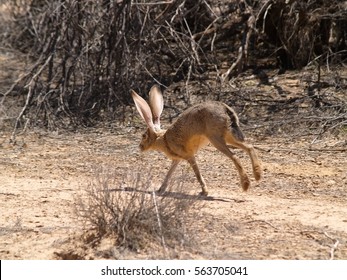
[{"left": 131, "top": 85, "right": 262, "bottom": 196}]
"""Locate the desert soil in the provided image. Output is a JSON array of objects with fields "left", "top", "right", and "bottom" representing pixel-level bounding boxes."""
[
  {"left": 0, "top": 126, "right": 346, "bottom": 259},
  {"left": 0, "top": 44, "right": 347, "bottom": 259}
]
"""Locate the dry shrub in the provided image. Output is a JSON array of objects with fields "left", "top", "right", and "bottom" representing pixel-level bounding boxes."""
[
  {"left": 74, "top": 167, "right": 198, "bottom": 252},
  {"left": 256, "top": 0, "right": 347, "bottom": 69},
  {"left": 1, "top": 0, "right": 220, "bottom": 129},
  {"left": 2, "top": 0, "right": 346, "bottom": 136}
]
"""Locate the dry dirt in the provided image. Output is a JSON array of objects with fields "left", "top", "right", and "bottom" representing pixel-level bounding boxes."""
[
  {"left": 0, "top": 41, "right": 346, "bottom": 260},
  {"left": 0, "top": 127, "right": 346, "bottom": 260}
]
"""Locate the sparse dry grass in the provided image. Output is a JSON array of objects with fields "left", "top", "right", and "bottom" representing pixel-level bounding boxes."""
[{"left": 74, "top": 167, "right": 199, "bottom": 253}]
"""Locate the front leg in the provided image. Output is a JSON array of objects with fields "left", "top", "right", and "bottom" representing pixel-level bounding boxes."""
[
  {"left": 158, "top": 160, "right": 180, "bottom": 194},
  {"left": 187, "top": 157, "right": 208, "bottom": 196}
]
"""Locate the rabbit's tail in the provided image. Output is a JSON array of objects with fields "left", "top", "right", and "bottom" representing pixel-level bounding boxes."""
[{"left": 225, "top": 105, "right": 245, "bottom": 142}]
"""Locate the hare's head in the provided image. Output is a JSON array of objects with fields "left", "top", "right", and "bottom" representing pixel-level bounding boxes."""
[
  {"left": 139, "top": 128, "right": 161, "bottom": 151},
  {"left": 131, "top": 85, "right": 164, "bottom": 152}
]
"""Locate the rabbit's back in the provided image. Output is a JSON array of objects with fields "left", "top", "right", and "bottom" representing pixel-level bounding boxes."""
[{"left": 164, "top": 101, "right": 233, "bottom": 158}]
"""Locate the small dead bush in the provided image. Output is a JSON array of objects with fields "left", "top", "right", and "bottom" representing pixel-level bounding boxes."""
[{"left": 74, "top": 167, "right": 198, "bottom": 252}]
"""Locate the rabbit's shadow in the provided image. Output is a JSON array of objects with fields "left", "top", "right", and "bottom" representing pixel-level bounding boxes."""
[{"left": 109, "top": 187, "right": 246, "bottom": 203}]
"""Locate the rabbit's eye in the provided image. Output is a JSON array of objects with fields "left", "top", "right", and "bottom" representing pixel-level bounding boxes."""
[{"left": 142, "top": 133, "right": 147, "bottom": 139}]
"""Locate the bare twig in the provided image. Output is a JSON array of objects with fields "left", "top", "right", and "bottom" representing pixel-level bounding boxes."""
[
  {"left": 245, "top": 219, "right": 279, "bottom": 230},
  {"left": 301, "top": 230, "right": 340, "bottom": 260},
  {"left": 10, "top": 54, "right": 53, "bottom": 143},
  {"left": 221, "top": 3, "right": 255, "bottom": 82},
  {"left": 324, "top": 232, "right": 340, "bottom": 260},
  {"left": 152, "top": 191, "right": 168, "bottom": 255},
  {"left": 132, "top": 1, "right": 173, "bottom": 5}
]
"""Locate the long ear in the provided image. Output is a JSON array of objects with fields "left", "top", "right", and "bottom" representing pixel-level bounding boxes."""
[
  {"left": 131, "top": 90, "right": 155, "bottom": 131},
  {"left": 148, "top": 85, "right": 164, "bottom": 130}
]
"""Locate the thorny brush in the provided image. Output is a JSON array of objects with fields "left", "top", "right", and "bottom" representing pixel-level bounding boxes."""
[{"left": 74, "top": 167, "right": 200, "bottom": 252}]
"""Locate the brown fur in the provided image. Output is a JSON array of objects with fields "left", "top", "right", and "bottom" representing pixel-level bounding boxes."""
[{"left": 132, "top": 86, "right": 262, "bottom": 196}]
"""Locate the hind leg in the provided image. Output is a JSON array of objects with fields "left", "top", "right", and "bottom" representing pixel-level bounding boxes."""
[
  {"left": 225, "top": 135, "right": 262, "bottom": 181},
  {"left": 209, "top": 136, "right": 250, "bottom": 191}
]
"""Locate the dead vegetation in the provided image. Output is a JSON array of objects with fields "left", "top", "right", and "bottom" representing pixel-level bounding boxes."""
[
  {"left": 73, "top": 167, "right": 199, "bottom": 257},
  {"left": 0, "top": 0, "right": 346, "bottom": 261},
  {"left": 0, "top": 127, "right": 346, "bottom": 260},
  {"left": 0, "top": 0, "right": 346, "bottom": 137}
]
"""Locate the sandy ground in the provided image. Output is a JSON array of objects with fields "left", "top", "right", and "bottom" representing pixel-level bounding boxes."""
[
  {"left": 0, "top": 128, "right": 346, "bottom": 259},
  {"left": 0, "top": 41, "right": 346, "bottom": 259}
]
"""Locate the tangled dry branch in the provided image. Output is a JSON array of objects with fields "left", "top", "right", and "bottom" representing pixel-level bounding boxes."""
[
  {"left": 0, "top": 0, "right": 346, "bottom": 134},
  {"left": 74, "top": 167, "right": 198, "bottom": 252}
]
